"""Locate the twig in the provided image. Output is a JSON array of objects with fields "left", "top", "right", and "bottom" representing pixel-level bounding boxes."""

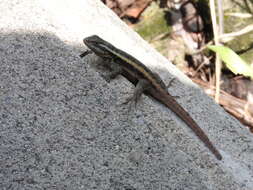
[
  {"left": 190, "top": 40, "right": 214, "bottom": 55},
  {"left": 225, "top": 12, "right": 253, "bottom": 18},
  {"left": 218, "top": 0, "right": 224, "bottom": 35},
  {"left": 210, "top": 0, "right": 221, "bottom": 103},
  {"left": 219, "top": 24, "right": 253, "bottom": 43}
]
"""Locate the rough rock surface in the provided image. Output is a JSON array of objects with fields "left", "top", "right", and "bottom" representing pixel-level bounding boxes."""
[{"left": 0, "top": 0, "right": 252, "bottom": 189}]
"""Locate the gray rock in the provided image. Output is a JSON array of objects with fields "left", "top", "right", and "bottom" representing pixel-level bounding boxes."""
[{"left": 0, "top": 0, "right": 252, "bottom": 189}]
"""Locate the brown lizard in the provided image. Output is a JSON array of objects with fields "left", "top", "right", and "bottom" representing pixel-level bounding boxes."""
[{"left": 80, "top": 35, "right": 222, "bottom": 160}]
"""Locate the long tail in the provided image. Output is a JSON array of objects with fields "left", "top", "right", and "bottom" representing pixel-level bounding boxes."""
[{"left": 150, "top": 90, "right": 222, "bottom": 160}]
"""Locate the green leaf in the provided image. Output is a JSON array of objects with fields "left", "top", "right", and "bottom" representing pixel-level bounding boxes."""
[{"left": 208, "top": 45, "right": 253, "bottom": 79}]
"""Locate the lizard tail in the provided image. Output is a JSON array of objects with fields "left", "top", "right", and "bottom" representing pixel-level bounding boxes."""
[{"left": 151, "top": 90, "right": 222, "bottom": 160}]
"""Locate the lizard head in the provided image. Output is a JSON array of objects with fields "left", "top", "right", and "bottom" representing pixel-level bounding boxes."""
[{"left": 83, "top": 35, "right": 112, "bottom": 58}]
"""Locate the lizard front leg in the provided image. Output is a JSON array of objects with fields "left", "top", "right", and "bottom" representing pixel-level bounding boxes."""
[{"left": 102, "top": 61, "right": 123, "bottom": 82}]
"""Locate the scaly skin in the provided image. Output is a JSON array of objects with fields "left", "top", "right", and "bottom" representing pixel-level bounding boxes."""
[{"left": 81, "top": 35, "right": 222, "bottom": 160}]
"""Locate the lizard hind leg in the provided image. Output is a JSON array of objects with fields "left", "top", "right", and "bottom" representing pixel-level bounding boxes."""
[
  {"left": 122, "top": 79, "right": 151, "bottom": 110},
  {"left": 166, "top": 77, "right": 176, "bottom": 89}
]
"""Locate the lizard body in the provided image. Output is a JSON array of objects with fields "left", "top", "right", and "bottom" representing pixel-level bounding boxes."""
[{"left": 81, "top": 35, "right": 222, "bottom": 160}]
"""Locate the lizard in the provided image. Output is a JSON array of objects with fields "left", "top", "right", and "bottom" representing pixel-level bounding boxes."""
[{"left": 80, "top": 35, "right": 222, "bottom": 160}]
